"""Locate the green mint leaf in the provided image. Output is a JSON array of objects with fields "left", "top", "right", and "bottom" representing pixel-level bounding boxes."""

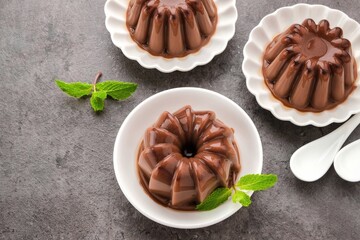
[
  {"left": 232, "top": 191, "right": 252, "bottom": 207},
  {"left": 196, "top": 173, "right": 278, "bottom": 211},
  {"left": 55, "top": 80, "right": 92, "bottom": 98},
  {"left": 196, "top": 188, "right": 232, "bottom": 211},
  {"left": 236, "top": 174, "right": 278, "bottom": 191},
  {"left": 55, "top": 73, "right": 138, "bottom": 113},
  {"left": 96, "top": 81, "right": 137, "bottom": 100},
  {"left": 90, "top": 91, "right": 107, "bottom": 112}
]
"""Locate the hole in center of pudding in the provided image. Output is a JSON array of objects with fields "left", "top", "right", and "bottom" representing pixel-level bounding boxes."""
[{"left": 182, "top": 143, "right": 197, "bottom": 158}]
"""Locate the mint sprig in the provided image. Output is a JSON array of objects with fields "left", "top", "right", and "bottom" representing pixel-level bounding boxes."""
[
  {"left": 196, "top": 174, "right": 277, "bottom": 211},
  {"left": 55, "top": 72, "right": 137, "bottom": 112}
]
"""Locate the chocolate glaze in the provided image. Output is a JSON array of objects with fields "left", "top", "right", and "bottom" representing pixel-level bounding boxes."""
[
  {"left": 126, "top": 0, "right": 218, "bottom": 58},
  {"left": 137, "top": 106, "right": 241, "bottom": 211},
  {"left": 263, "top": 19, "right": 357, "bottom": 112}
]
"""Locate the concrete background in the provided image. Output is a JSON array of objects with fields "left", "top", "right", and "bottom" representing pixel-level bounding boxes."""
[{"left": 1, "top": 0, "right": 359, "bottom": 239}]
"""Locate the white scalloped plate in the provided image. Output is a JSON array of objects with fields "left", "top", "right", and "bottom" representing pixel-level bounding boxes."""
[
  {"left": 242, "top": 4, "right": 360, "bottom": 127},
  {"left": 113, "top": 88, "right": 263, "bottom": 229},
  {"left": 104, "top": 0, "right": 237, "bottom": 73}
]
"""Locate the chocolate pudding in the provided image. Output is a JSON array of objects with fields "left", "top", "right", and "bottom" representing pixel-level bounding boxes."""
[
  {"left": 263, "top": 19, "right": 357, "bottom": 112},
  {"left": 126, "top": 0, "right": 218, "bottom": 58},
  {"left": 137, "top": 106, "right": 240, "bottom": 210}
]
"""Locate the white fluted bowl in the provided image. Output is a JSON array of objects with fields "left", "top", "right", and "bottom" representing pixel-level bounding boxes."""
[
  {"left": 242, "top": 4, "right": 360, "bottom": 127},
  {"left": 105, "top": 0, "right": 237, "bottom": 73}
]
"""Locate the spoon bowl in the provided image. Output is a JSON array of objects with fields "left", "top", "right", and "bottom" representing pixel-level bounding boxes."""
[
  {"left": 290, "top": 136, "right": 345, "bottom": 182},
  {"left": 334, "top": 140, "right": 360, "bottom": 182}
]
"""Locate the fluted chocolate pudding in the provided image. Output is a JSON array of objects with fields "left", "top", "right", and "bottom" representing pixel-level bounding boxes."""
[
  {"left": 126, "top": 0, "right": 218, "bottom": 58},
  {"left": 263, "top": 19, "right": 357, "bottom": 112},
  {"left": 137, "top": 106, "right": 240, "bottom": 210}
]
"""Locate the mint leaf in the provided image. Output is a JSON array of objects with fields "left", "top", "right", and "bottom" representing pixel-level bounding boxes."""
[
  {"left": 236, "top": 174, "right": 277, "bottom": 191},
  {"left": 196, "top": 188, "right": 232, "bottom": 211},
  {"left": 232, "top": 191, "right": 252, "bottom": 207},
  {"left": 55, "top": 72, "right": 138, "bottom": 113},
  {"left": 196, "top": 173, "right": 278, "bottom": 211},
  {"left": 90, "top": 91, "right": 107, "bottom": 112},
  {"left": 96, "top": 81, "right": 138, "bottom": 100},
  {"left": 55, "top": 80, "right": 92, "bottom": 98}
]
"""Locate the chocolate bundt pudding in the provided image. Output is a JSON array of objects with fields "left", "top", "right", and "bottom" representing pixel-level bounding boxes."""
[
  {"left": 126, "top": 0, "right": 218, "bottom": 58},
  {"left": 137, "top": 106, "right": 240, "bottom": 210},
  {"left": 263, "top": 19, "right": 357, "bottom": 112}
]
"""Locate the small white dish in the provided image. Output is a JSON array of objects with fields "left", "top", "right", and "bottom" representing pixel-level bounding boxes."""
[
  {"left": 242, "top": 4, "right": 360, "bottom": 127},
  {"left": 104, "top": 0, "right": 238, "bottom": 73},
  {"left": 113, "top": 88, "right": 263, "bottom": 229},
  {"left": 334, "top": 139, "right": 360, "bottom": 182}
]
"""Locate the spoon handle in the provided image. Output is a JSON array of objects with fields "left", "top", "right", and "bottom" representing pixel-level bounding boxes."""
[{"left": 329, "top": 113, "right": 360, "bottom": 145}]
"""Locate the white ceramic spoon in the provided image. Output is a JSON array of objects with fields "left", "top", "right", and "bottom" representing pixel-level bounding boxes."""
[
  {"left": 290, "top": 113, "right": 360, "bottom": 182},
  {"left": 334, "top": 139, "right": 360, "bottom": 182}
]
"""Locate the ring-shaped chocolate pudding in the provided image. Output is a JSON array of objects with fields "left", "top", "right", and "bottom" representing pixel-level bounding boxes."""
[{"left": 137, "top": 106, "right": 240, "bottom": 210}]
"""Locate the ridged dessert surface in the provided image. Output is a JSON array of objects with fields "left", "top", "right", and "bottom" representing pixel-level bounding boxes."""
[
  {"left": 126, "top": 0, "right": 218, "bottom": 58},
  {"left": 263, "top": 18, "right": 357, "bottom": 112},
  {"left": 137, "top": 105, "right": 240, "bottom": 210}
]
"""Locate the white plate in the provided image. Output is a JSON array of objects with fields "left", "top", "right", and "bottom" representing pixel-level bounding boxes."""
[
  {"left": 113, "top": 88, "right": 263, "bottom": 229},
  {"left": 104, "top": 0, "right": 237, "bottom": 73},
  {"left": 242, "top": 4, "right": 360, "bottom": 127}
]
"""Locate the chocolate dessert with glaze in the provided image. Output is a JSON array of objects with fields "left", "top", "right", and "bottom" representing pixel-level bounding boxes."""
[
  {"left": 126, "top": 0, "right": 218, "bottom": 58},
  {"left": 263, "top": 19, "right": 357, "bottom": 112},
  {"left": 137, "top": 105, "right": 240, "bottom": 210}
]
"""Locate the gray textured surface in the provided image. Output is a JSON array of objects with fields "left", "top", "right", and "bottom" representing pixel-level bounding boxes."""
[{"left": 1, "top": 0, "right": 360, "bottom": 239}]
